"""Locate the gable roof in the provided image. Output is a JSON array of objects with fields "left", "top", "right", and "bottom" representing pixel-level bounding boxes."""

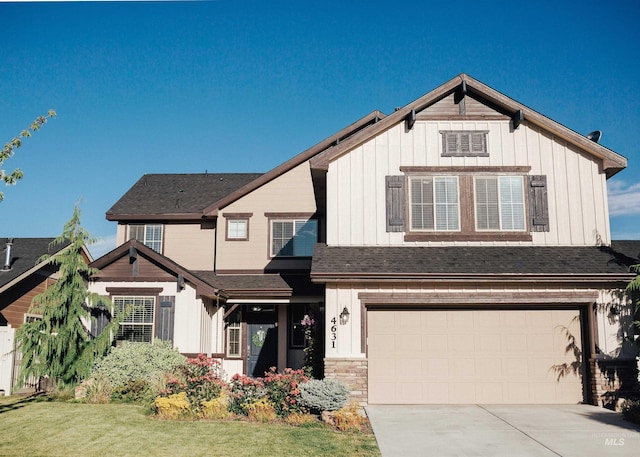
[
  {"left": 0, "top": 238, "right": 70, "bottom": 293},
  {"left": 311, "top": 241, "right": 640, "bottom": 282},
  {"left": 90, "top": 239, "right": 221, "bottom": 298},
  {"left": 309, "top": 74, "right": 627, "bottom": 178},
  {"left": 106, "top": 173, "right": 263, "bottom": 221},
  {"left": 202, "top": 110, "right": 384, "bottom": 216}
]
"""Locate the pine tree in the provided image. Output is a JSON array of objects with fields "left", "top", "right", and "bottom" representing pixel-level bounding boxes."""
[{"left": 16, "top": 206, "right": 120, "bottom": 389}]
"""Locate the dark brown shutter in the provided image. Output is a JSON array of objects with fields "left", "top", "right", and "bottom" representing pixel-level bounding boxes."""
[
  {"left": 90, "top": 299, "right": 110, "bottom": 338},
  {"left": 157, "top": 296, "right": 175, "bottom": 344},
  {"left": 528, "top": 175, "right": 549, "bottom": 232},
  {"left": 386, "top": 175, "right": 405, "bottom": 232}
]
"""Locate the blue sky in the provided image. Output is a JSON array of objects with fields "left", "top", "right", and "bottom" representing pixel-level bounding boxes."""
[{"left": 1, "top": 0, "right": 639, "bottom": 258}]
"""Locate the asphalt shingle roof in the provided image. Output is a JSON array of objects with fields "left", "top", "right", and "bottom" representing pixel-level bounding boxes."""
[
  {"left": 311, "top": 241, "right": 640, "bottom": 277},
  {"left": 106, "top": 173, "right": 263, "bottom": 217},
  {"left": 0, "top": 238, "right": 67, "bottom": 289}
]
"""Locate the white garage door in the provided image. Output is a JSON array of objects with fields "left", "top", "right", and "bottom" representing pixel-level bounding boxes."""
[{"left": 368, "top": 309, "right": 583, "bottom": 404}]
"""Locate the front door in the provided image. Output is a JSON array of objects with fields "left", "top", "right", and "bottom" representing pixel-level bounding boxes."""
[{"left": 247, "top": 309, "right": 278, "bottom": 377}]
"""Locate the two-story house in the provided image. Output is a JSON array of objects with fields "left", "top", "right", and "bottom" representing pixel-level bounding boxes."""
[
  {"left": 90, "top": 74, "right": 639, "bottom": 407},
  {"left": 310, "top": 74, "right": 639, "bottom": 406}
]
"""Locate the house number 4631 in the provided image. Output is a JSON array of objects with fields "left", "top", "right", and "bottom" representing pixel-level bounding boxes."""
[{"left": 330, "top": 317, "right": 337, "bottom": 348}]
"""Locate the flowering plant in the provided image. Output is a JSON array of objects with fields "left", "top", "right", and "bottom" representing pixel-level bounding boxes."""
[
  {"left": 262, "top": 367, "right": 308, "bottom": 417},
  {"left": 228, "top": 373, "right": 265, "bottom": 415},
  {"left": 160, "top": 354, "right": 226, "bottom": 411},
  {"left": 301, "top": 313, "right": 320, "bottom": 378}
]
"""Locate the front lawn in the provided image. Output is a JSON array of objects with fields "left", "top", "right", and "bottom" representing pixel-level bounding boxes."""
[{"left": 0, "top": 396, "right": 380, "bottom": 457}]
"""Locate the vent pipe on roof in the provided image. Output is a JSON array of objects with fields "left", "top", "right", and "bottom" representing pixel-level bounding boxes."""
[{"left": 3, "top": 238, "right": 13, "bottom": 270}]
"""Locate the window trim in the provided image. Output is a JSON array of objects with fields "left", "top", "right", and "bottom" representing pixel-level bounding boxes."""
[
  {"left": 223, "top": 212, "right": 252, "bottom": 241},
  {"left": 266, "top": 214, "right": 318, "bottom": 258},
  {"left": 226, "top": 321, "right": 242, "bottom": 358}
]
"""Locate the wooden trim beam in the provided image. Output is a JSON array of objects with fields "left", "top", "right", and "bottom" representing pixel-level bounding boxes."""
[{"left": 358, "top": 291, "right": 599, "bottom": 305}]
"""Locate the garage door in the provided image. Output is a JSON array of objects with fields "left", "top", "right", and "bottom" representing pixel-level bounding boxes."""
[{"left": 368, "top": 309, "right": 583, "bottom": 404}]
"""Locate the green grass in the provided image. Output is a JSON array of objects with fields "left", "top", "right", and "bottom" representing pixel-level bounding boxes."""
[{"left": 0, "top": 396, "right": 380, "bottom": 457}]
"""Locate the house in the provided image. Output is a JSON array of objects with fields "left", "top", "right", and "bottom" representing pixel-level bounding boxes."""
[
  {"left": 0, "top": 237, "right": 81, "bottom": 395},
  {"left": 91, "top": 74, "right": 639, "bottom": 407}
]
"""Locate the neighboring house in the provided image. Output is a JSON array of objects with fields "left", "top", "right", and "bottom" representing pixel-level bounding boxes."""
[
  {"left": 91, "top": 74, "right": 639, "bottom": 407},
  {"left": 0, "top": 238, "right": 81, "bottom": 395}
]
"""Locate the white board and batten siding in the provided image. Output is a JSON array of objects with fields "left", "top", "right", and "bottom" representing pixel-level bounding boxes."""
[
  {"left": 89, "top": 281, "right": 207, "bottom": 354},
  {"left": 326, "top": 120, "right": 611, "bottom": 247}
]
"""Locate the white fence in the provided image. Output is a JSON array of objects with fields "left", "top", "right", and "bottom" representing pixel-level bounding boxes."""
[{"left": 0, "top": 326, "right": 15, "bottom": 396}]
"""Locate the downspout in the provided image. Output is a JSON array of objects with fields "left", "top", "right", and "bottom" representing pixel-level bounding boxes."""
[{"left": 213, "top": 218, "right": 217, "bottom": 273}]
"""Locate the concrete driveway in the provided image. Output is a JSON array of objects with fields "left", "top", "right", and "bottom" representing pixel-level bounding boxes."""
[{"left": 365, "top": 404, "right": 640, "bottom": 457}]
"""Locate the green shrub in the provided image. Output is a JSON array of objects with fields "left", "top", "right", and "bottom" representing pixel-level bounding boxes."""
[
  {"left": 110, "top": 378, "right": 154, "bottom": 404},
  {"left": 91, "top": 341, "right": 186, "bottom": 387},
  {"left": 299, "top": 378, "right": 351, "bottom": 412}
]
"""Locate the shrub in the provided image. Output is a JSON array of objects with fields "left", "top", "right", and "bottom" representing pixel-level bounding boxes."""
[
  {"left": 331, "top": 402, "right": 367, "bottom": 432},
  {"left": 91, "top": 341, "right": 186, "bottom": 387},
  {"left": 228, "top": 374, "right": 265, "bottom": 415},
  {"left": 111, "top": 378, "right": 153, "bottom": 404},
  {"left": 160, "top": 354, "right": 226, "bottom": 412},
  {"left": 299, "top": 378, "right": 351, "bottom": 413},
  {"left": 200, "top": 394, "right": 232, "bottom": 420},
  {"left": 623, "top": 400, "right": 640, "bottom": 424},
  {"left": 153, "top": 392, "right": 191, "bottom": 420},
  {"left": 245, "top": 398, "right": 277, "bottom": 423},
  {"left": 262, "top": 367, "right": 308, "bottom": 417},
  {"left": 284, "top": 412, "right": 319, "bottom": 427},
  {"left": 82, "top": 375, "right": 112, "bottom": 404}
]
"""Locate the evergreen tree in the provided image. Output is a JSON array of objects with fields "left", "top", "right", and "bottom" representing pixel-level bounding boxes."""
[{"left": 16, "top": 206, "right": 120, "bottom": 389}]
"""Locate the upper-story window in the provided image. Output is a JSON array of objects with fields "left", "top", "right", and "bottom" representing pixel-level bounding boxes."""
[
  {"left": 409, "top": 176, "right": 459, "bottom": 231},
  {"left": 441, "top": 130, "right": 489, "bottom": 157},
  {"left": 224, "top": 213, "right": 252, "bottom": 241},
  {"left": 270, "top": 219, "right": 317, "bottom": 257},
  {"left": 228, "top": 220, "right": 248, "bottom": 240},
  {"left": 390, "top": 167, "right": 547, "bottom": 241},
  {"left": 129, "top": 224, "right": 163, "bottom": 252},
  {"left": 475, "top": 176, "right": 525, "bottom": 231}
]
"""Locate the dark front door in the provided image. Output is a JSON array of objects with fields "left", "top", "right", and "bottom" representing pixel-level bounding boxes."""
[{"left": 247, "top": 309, "right": 278, "bottom": 377}]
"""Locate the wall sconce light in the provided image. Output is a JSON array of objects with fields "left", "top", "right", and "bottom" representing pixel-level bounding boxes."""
[{"left": 339, "top": 306, "right": 350, "bottom": 325}]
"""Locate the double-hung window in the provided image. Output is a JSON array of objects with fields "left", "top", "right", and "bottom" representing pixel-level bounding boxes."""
[
  {"left": 226, "top": 322, "right": 242, "bottom": 358},
  {"left": 114, "top": 296, "right": 155, "bottom": 343},
  {"left": 475, "top": 176, "right": 525, "bottom": 231},
  {"left": 410, "top": 176, "right": 459, "bottom": 231},
  {"left": 271, "top": 219, "right": 317, "bottom": 257},
  {"left": 129, "top": 224, "right": 163, "bottom": 252},
  {"left": 227, "top": 220, "right": 248, "bottom": 240}
]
